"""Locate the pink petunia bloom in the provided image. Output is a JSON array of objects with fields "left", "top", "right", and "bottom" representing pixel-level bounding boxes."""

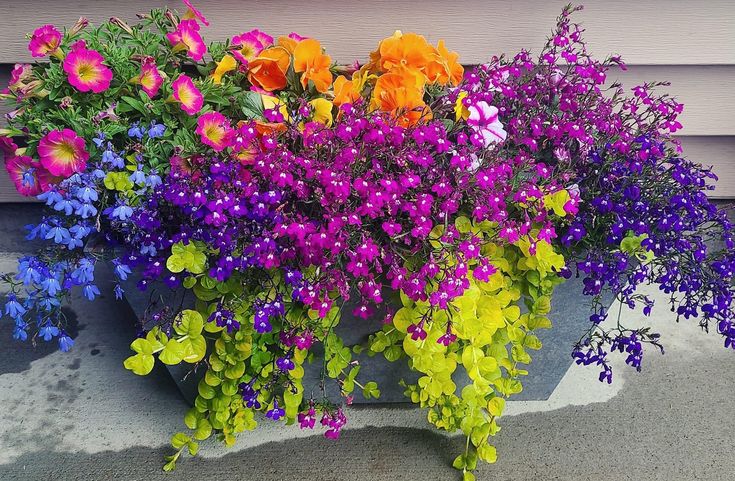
[
  {"left": 288, "top": 32, "right": 308, "bottom": 42},
  {"left": 5, "top": 156, "right": 53, "bottom": 197},
  {"left": 171, "top": 75, "right": 203, "bottom": 115},
  {"left": 37, "top": 128, "right": 89, "bottom": 177},
  {"left": 136, "top": 57, "right": 162, "bottom": 97},
  {"left": 0, "top": 137, "right": 19, "bottom": 161},
  {"left": 28, "top": 25, "right": 62, "bottom": 58},
  {"left": 466, "top": 100, "right": 507, "bottom": 147},
  {"left": 181, "top": 0, "right": 209, "bottom": 26},
  {"left": 7, "top": 64, "right": 33, "bottom": 90},
  {"left": 167, "top": 19, "right": 206, "bottom": 62},
  {"left": 230, "top": 30, "right": 271, "bottom": 65},
  {"left": 63, "top": 41, "right": 113, "bottom": 93},
  {"left": 196, "top": 112, "right": 234, "bottom": 151}
]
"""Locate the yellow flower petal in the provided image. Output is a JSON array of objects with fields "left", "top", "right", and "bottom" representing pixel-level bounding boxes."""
[{"left": 211, "top": 54, "right": 237, "bottom": 85}]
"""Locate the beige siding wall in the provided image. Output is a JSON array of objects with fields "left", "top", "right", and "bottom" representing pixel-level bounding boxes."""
[{"left": 0, "top": 0, "right": 734, "bottom": 200}]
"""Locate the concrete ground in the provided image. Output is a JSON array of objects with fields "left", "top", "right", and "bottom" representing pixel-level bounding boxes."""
[{"left": 1, "top": 203, "right": 734, "bottom": 481}]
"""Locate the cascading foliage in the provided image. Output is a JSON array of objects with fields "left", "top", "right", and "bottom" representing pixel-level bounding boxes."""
[{"left": 1, "top": 2, "right": 733, "bottom": 479}]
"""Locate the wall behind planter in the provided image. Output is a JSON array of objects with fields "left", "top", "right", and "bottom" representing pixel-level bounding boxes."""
[{"left": 0, "top": 0, "right": 733, "bottom": 200}]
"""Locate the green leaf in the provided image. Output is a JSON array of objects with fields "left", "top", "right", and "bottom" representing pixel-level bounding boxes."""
[
  {"left": 123, "top": 352, "right": 154, "bottom": 375},
  {"left": 192, "top": 419, "right": 212, "bottom": 441},
  {"left": 171, "top": 432, "right": 190, "bottom": 449},
  {"left": 487, "top": 397, "right": 505, "bottom": 417},
  {"left": 362, "top": 381, "right": 381, "bottom": 400},
  {"left": 174, "top": 310, "right": 204, "bottom": 337},
  {"left": 477, "top": 443, "right": 497, "bottom": 463},
  {"left": 187, "top": 441, "right": 199, "bottom": 456},
  {"left": 159, "top": 339, "right": 185, "bottom": 365},
  {"left": 452, "top": 454, "right": 466, "bottom": 470}
]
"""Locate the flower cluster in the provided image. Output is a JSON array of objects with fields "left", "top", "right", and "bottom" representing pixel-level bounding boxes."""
[{"left": 1, "top": 3, "right": 732, "bottom": 479}]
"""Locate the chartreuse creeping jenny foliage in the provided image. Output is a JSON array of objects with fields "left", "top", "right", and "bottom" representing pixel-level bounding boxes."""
[{"left": 3, "top": 2, "right": 735, "bottom": 479}]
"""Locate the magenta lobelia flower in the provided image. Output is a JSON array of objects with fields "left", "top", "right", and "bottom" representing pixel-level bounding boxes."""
[
  {"left": 28, "top": 24, "right": 62, "bottom": 58},
  {"left": 196, "top": 112, "right": 234, "bottom": 151},
  {"left": 167, "top": 19, "right": 206, "bottom": 62},
  {"left": 37, "top": 128, "right": 89, "bottom": 177},
  {"left": 62, "top": 41, "right": 113, "bottom": 93},
  {"left": 136, "top": 57, "right": 163, "bottom": 98},
  {"left": 171, "top": 75, "right": 203, "bottom": 115},
  {"left": 230, "top": 29, "right": 272, "bottom": 65},
  {"left": 4, "top": 156, "right": 53, "bottom": 197},
  {"left": 466, "top": 100, "right": 507, "bottom": 147}
]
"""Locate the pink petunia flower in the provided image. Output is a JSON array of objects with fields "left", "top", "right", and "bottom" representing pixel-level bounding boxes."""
[
  {"left": 4, "top": 156, "right": 53, "bottom": 197},
  {"left": 181, "top": 0, "right": 209, "bottom": 27},
  {"left": 466, "top": 100, "right": 507, "bottom": 147},
  {"left": 171, "top": 75, "right": 203, "bottom": 115},
  {"left": 196, "top": 112, "right": 234, "bottom": 151},
  {"left": 7, "top": 64, "right": 33, "bottom": 90},
  {"left": 63, "top": 41, "right": 113, "bottom": 93},
  {"left": 167, "top": 19, "right": 206, "bottom": 62},
  {"left": 37, "top": 128, "right": 89, "bottom": 177},
  {"left": 136, "top": 57, "right": 162, "bottom": 98},
  {"left": 28, "top": 24, "right": 62, "bottom": 58},
  {"left": 288, "top": 32, "right": 308, "bottom": 42},
  {"left": 230, "top": 29, "right": 272, "bottom": 65},
  {"left": 0, "top": 137, "right": 18, "bottom": 161}
]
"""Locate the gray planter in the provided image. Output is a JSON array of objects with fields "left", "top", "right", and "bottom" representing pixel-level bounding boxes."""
[{"left": 119, "top": 273, "right": 607, "bottom": 405}]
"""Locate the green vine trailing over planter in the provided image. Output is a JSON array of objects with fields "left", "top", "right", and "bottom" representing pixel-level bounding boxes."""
[{"left": 3, "top": 2, "right": 734, "bottom": 480}]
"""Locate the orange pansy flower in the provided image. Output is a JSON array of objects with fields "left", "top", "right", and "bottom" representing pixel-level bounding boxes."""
[
  {"left": 293, "top": 39, "right": 333, "bottom": 93},
  {"left": 248, "top": 47, "right": 291, "bottom": 92},
  {"left": 332, "top": 75, "right": 361, "bottom": 106},
  {"left": 277, "top": 36, "right": 299, "bottom": 54},
  {"left": 370, "top": 66, "right": 430, "bottom": 127},
  {"left": 372, "top": 31, "right": 434, "bottom": 73},
  {"left": 425, "top": 40, "right": 464, "bottom": 86}
]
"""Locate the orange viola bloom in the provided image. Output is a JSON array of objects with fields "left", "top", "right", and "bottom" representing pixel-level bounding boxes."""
[
  {"left": 248, "top": 47, "right": 290, "bottom": 92},
  {"left": 277, "top": 36, "right": 299, "bottom": 54},
  {"left": 332, "top": 75, "right": 360, "bottom": 106},
  {"left": 425, "top": 40, "right": 464, "bottom": 86},
  {"left": 371, "top": 31, "right": 434, "bottom": 74},
  {"left": 370, "top": 66, "right": 430, "bottom": 127},
  {"left": 293, "top": 39, "right": 333, "bottom": 93}
]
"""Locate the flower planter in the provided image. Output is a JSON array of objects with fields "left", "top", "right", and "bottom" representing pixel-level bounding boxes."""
[{"left": 120, "top": 272, "right": 606, "bottom": 405}]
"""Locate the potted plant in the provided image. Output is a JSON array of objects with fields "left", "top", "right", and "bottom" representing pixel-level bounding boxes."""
[{"left": 2, "top": 3, "right": 732, "bottom": 479}]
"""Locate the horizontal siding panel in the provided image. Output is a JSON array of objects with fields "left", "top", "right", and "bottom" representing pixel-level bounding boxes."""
[
  {"left": 0, "top": 0, "right": 733, "bottom": 65},
  {"left": 680, "top": 136, "right": 735, "bottom": 199}
]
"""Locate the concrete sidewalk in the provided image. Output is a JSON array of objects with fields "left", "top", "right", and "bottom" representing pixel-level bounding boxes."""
[{"left": 0, "top": 204, "right": 734, "bottom": 481}]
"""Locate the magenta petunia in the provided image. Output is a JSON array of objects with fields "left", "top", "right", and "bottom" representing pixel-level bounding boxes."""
[
  {"left": 167, "top": 19, "right": 206, "bottom": 62},
  {"left": 4, "top": 156, "right": 53, "bottom": 197},
  {"left": 0, "top": 136, "right": 18, "bottom": 161},
  {"left": 63, "top": 41, "right": 113, "bottom": 93},
  {"left": 136, "top": 57, "right": 163, "bottom": 98},
  {"left": 196, "top": 112, "right": 234, "bottom": 151},
  {"left": 181, "top": 0, "right": 209, "bottom": 27},
  {"left": 28, "top": 24, "right": 62, "bottom": 58},
  {"left": 231, "top": 30, "right": 269, "bottom": 65},
  {"left": 37, "top": 129, "right": 89, "bottom": 177},
  {"left": 171, "top": 75, "right": 203, "bottom": 115}
]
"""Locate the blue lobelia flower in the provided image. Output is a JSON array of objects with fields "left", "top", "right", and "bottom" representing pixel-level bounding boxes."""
[
  {"left": 58, "top": 331, "right": 74, "bottom": 352},
  {"left": 82, "top": 283, "right": 101, "bottom": 301},
  {"left": 148, "top": 120, "right": 166, "bottom": 139},
  {"left": 38, "top": 322, "right": 60, "bottom": 341},
  {"left": 4, "top": 294, "right": 26, "bottom": 318},
  {"left": 127, "top": 122, "right": 145, "bottom": 139}
]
